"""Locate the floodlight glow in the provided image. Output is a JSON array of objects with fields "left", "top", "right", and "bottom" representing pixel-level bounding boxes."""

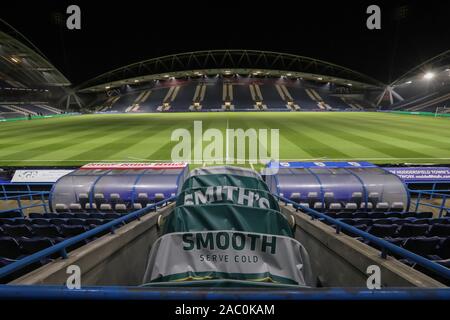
[
  {"left": 10, "top": 57, "right": 20, "bottom": 63},
  {"left": 423, "top": 72, "right": 435, "bottom": 80},
  {"left": 317, "top": 77, "right": 323, "bottom": 80},
  {"left": 347, "top": 83, "right": 352, "bottom": 86},
  {"left": 286, "top": 73, "right": 292, "bottom": 76},
  {"left": 134, "top": 79, "right": 139, "bottom": 83},
  {"left": 105, "top": 86, "right": 110, "bottom": 89},
  {"left": 405, "top": 80, "right": 412, "bottom": 84}
]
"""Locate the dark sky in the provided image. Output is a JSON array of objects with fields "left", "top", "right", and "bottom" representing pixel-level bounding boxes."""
[{"left": 1, "top": 0, "right": 450, "bottom": 85}]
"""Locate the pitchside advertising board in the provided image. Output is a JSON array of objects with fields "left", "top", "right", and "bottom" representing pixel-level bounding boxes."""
[
  {"left": 384, "top": 167, "right": 450, "bottom": 182},
  {"left": 143, "top": 230, "right": 313, "bottom": 287},
  {"left": 80, "top": 162, "right": 188, "bottom": 170},
  {"left": 267, "top": 161, "right": 378, "bottom": 169},
  {"left": 11, "top": 170, "right": 75, "bottom": 183}
]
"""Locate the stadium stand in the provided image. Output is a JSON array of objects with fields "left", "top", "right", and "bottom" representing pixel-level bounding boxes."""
[{"left": 90, "top": 78, "right": 368, "bottom": 113}]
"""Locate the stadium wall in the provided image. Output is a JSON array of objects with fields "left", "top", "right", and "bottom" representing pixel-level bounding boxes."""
[
  {"left": 280, "top": 205, "right": 445, "bottom": 288},
  {"left": 384, "top": 110, "right": 450, "bottom": 117},
  {"left": 11, "top": 204, "right": 173, "bottom": 286},
  {"left": 12, "top": 202, "right": 444, "bottom": 287}
]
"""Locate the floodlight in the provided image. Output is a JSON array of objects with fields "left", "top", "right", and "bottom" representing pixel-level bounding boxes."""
[{"left": 423, "top": 72, "right": 435, "bottom": 80}]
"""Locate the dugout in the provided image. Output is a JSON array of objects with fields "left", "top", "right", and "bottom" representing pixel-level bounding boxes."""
[
  {"left": 266, "top": 164, "right": 410, "bottom": 211},
  {"left": 50, "top": 164, "right": 189, "bottom": 212}
]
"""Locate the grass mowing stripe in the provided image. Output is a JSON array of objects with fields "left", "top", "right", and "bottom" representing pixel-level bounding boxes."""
[
  {"left": 286, "top": 118, "right": 392, "bottom": 159},
  {"left": 320, "top": 116, "right": 433, "bottom": 159},
  {"left": 0, "top": 125, "right": 121, "bottom": 159},
  {"left": 263, "top": 120, "right": 351, "bottom": 159},
  {"left": 328, "top": 116, "right": 450, "bottom": 157}
]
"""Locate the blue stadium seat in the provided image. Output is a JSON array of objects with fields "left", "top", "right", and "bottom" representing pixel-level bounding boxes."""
[
  {"left": 2, "top": 211, "right": 22, "bottom": 218},
  {"left": 367, "top": 212, "right": 386, "bottom": 219},
  {"left": 396, "top": 224, "right": 429, "bottom": 238},
  {"left": 67, "top": 218, "right": 87, "bottom": 226},
  {"left": 402, "top": 237, "right": 441, "bottom": 258},
  {"left": 429, "top": 218, "right": 450, "bottom": 225},
  {"left": 411, "top": 218, "right": 430, "bottom": 225},
  {"left": 58, "top": 213, "right": 74, "bottom": 219},
  {"left": 88, "top": 213, "right": 105, "bottom": 219},
  {"left": 30, "top": 218, "right": 50, "bottom": 226},
  {"left": 49, "top": 218, "right": 68, "bottom": 225},
  {"left": 19, "top": 237, "right": 54, "bottom": 255},
  {"left": 0, "top": 237, "right": 22, "bottom": 259},
  {"left": 2, "top": 218, "right": 30, "bottom": 225},
  {"left": 428, "top": 224, "right": 450, "bottom": 237},
  {"left": 352, "top": 212, "right": 368, "bottom": 219},
  {"left": 73, "top": 213, "right": 89, "bottom": 219},
  {"left": 384, "top": 212, "right": 402, "bottom": 219},
  {"left": 371, "top": 219, "right": 392, "bottom": 225},
  {"left": 59, "top": 225, "right": 88, "bottom": 238},
  {"left": 353, "top": 218, "right": 373, "bottom": 226},
  {"left": 437, "top": 238, "right": 450, "bottom": 259},
  {"left": 103, "top": 213, "right": 121, "bottom": 220},
  {"left": 367, "top": 224, "right": 398, "bottom": 238},
  {"left": 43, "top": 213, "right": 60, "bottom": 219},
  {"left": 335, "top": 211, "right": 353, "bottom": 219},
  {"left": 29, "top": 213, "right": 45, "bottom": 218},
  {"left": 32, "top": 225, "right": 63, "bottom": 238},
  {"left": 417, "top": 212, "right": 433, "bottom": 219},
  {"left": 3, "top": 224, "right": 34, "bottom": 238}
]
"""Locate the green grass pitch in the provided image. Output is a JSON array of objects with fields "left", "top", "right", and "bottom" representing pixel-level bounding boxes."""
[{"left": 0, "top": 112, "right": 449, "bottom": 167}]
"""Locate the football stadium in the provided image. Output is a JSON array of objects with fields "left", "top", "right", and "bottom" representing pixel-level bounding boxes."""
[{"left": 1, "top": 2, "right": 450, "bottom": 306}]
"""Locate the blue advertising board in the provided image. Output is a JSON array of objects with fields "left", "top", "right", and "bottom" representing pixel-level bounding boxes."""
[
  {"left": 383, "top": 167, "right": 450, "bottom": 182},
  {"left": 266, "top": 161, "right": 377, "bottom": 169}
]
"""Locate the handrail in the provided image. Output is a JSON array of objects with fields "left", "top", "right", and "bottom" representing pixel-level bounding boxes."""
[
  {"left": 276, "top": 195, "right": 450, "bottom": 281},
  {"left": 0, "top": 285, "right": 450, "bottom": 300},
  {"left": 409, "top": 190, "right": 449, "bottom": 217},
  {"left": 0, "top": 196, "right": 176, "bottom": 280},
  {"left": 0, "top": 191, "right": 49, "bottom": 201},
  {"left": 0, "top": 191, "right": 50, "bottom": 215}
]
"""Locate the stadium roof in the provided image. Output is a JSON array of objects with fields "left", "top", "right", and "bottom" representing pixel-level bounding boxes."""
[
  {"left": 390, "top": 49, "right": 450, "bottom": 86},
  {"left": 76, "top": 50, "right": 386, "bottom": 93},
  {"left": 0, "top": 19, "right": 71, "bottom": 88}
]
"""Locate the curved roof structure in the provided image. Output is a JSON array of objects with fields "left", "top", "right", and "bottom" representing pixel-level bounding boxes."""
[
  {"left": 77, "top": 50, "right": 385, "bottom": 92},
  {"left": 391, "top": 49, "right": 450, "bottom": 86},
  {"left": 0, "top": 19, "right": 71, "bottom": 88}
]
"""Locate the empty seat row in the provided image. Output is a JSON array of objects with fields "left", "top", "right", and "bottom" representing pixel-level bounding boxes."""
[
  {"left": 352, "top": 223, "right": 450, "bottom": 238},
  {"left": 0, "top": 224, "right": 91, "bottom": 239},
  {"left": 0, "top": 236, "right": 56, "bottom": 260},
  {"left": 55, "top": 192, "right": 168, "bottom": 213},
  {"left": 289, "top": 192, "right": 401, "bottom": 211},
  {"left": 28, "top": 212, "right": 124, "bottom": 219},
  {"left": 338, "top": 217, "right": 450, "bottom": 227},
  {"left": 0, "top": 217, "right": 113, "bottom": 227},
  {"left": 0, "top": 210, "right": 22, "bottom": 218},
  {"left": 365, "top": 236, "right": 450, "bottom": 261},
  {"left": 328, "top": 211, "right": 433, "bottom": 219}
]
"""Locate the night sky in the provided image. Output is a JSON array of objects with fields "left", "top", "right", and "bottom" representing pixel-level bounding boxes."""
[{"left": 1, "top": 0, "right": 449, "bottom": 85}]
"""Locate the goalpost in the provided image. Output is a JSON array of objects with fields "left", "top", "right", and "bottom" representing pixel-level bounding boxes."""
[{"left": 435, "top": 105, "right": 449, "bottom": 117}]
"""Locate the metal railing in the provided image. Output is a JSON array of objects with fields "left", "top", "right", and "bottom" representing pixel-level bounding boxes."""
[
  {"left": 0, "top": 285, "right": 450, "bottom": 300},
  {"left": 0, "top": 196, "right": 176, "bottom": 281},
  {"left": 410, "top": 190, "right": 449, "bottom": 217},
  {"left": 276, "top": 195, "right": 450, "bottom": 281},
  {"left": 0, "top": 191, "right": 50, "bottom": 215},
  {"left": 1, "top": 182, "right": 54, "bottom": 199},
  {"left": 407, "top": 182, "right": 450, "bottom": 199}
]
